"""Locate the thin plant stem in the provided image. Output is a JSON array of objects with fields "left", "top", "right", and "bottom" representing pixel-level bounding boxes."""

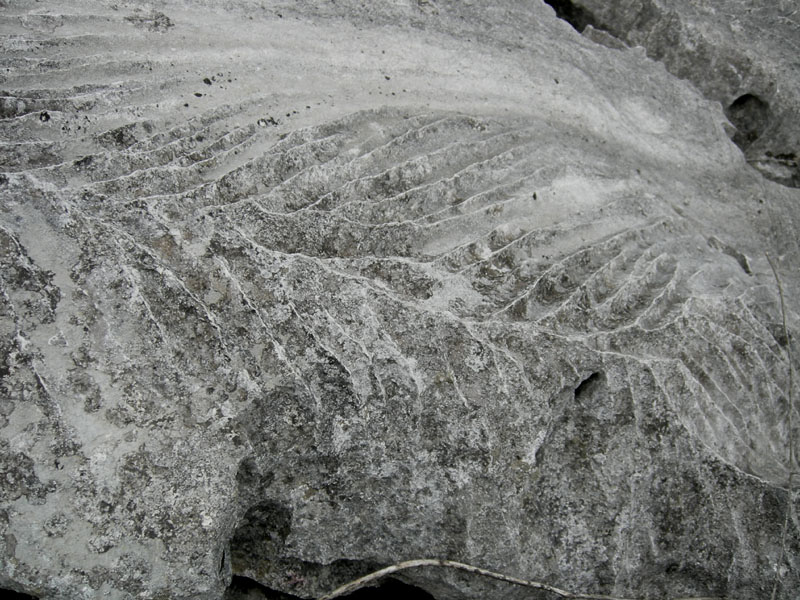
[{"left": 317, "top": 558, "right": 725, "bottom": 600}]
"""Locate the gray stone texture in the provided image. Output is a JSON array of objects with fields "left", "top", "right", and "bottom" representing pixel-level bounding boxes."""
[
  {"left": 1, "top": 1, "right": 799, "bottom": 599},
  {"left": 549, "top": 0, "right": 800, "bottom": 187}
]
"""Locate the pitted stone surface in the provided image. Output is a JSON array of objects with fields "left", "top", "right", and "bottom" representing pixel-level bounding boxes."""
[
  {"left": 547, "top": 0, "right": 800, "bottom": 187},
  {"left": 1, "top": 1, "right": 799, "bottom": 599}
]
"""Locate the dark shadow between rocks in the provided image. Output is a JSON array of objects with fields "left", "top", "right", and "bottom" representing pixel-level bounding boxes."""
[
  {"left": 338, "top": 577, "right": 437, "bottom": 599},
  {"left": 224, "top": 574, "right": 302, "bottom": 600},
  {"left": 224, "top": 574, "right": 437, "bottom": 600},
  {"left": 0, "top": 589, "right": 39, "bottom": 600}
]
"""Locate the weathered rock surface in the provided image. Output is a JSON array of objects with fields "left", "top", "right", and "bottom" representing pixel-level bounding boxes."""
[
  {"left": 544, "top": 0, "right": 800, "bottom": 188},
  {"left": 1, "top": 1, "right": 799, "bottom": 599}
]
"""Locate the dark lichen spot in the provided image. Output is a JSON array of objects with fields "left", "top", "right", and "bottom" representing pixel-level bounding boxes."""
[
  {"left": 74, "top": 155, "right": 94, "bottom": 169},
  {"left": 98, "top": 124, "right": 137, "bottom": 149},
  {"left": 124, "top": 11, "right": 174, "bottom": 32}
]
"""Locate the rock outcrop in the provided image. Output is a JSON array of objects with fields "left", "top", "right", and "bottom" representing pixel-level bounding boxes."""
[
  {"left": 1, "top": 1, "right": 799, "bottom": 599},
  {"left": 543, "top": 0, "right": 800, "bottom": 188}
]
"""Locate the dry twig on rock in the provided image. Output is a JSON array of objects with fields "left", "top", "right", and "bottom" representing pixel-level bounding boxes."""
[{"left": 317, "top": 558, "right": 726, "bottom": 600}]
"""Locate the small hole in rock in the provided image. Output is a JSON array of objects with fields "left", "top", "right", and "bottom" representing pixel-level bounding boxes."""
[
  {"left": 574, "top": 371, "right": 602, "bottom": 401},
  {"left": 725, "top": 93, "right": 771, "bottom": 150},
  {"left": 542, "top": 0, "right": 601, "bottom": 33}
]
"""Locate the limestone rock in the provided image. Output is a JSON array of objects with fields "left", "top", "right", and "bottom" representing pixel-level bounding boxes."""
[
  {"left": 1, "top": 1, "right": 799, "bottom": 599},
  {"left": 544, "top": 0, "right": 800, "bottom": 187}
]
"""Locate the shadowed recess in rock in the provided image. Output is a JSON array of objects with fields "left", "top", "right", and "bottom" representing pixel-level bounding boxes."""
[
  {"left": 0, "top": 590, "right": 39, "bottom": 600},
  {"left": 224, "top": 574, "right": 302, "bottom": 599},
  {"left": 224, "top": 575, "right": 436, "bottom": 600},
  {"left": 552, "top": 0, "right": 799, "bottom": 187},
  {"left": 542, "top": 0, "right": 602, "bottom": 33},
  {"left": 229, "top": 501, "right": 292, "bottom": 575},
  {"left": 573, "top": 371, "right": 602, "bottom": 401},
  {"left": 725, "top": 93, "right": 771, "bottom": 150}
]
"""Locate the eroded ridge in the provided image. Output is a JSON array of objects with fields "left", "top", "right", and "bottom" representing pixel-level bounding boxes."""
[
  {"left": 1, "top": 4, "right": 798, "bottom": 598},
  {"left": 5, "top": 100, "right": 796, "bottom": 484}
]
